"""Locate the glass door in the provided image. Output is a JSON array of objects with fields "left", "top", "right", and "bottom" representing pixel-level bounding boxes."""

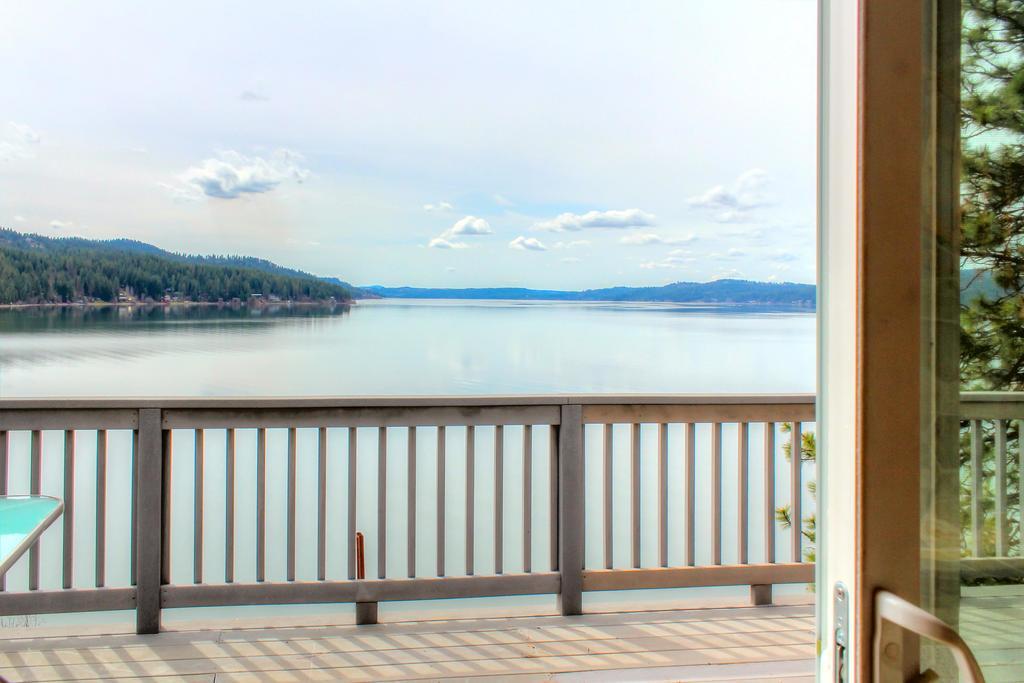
[
  {"left": 818, "top": 0, "right": 1024, "bottom": 680},
  {"left": 926, "top": 1, "right": 1024, "bottom": 679}
]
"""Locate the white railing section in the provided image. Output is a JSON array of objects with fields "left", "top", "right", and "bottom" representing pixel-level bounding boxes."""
[
  {"left": 0, "top": 395, "right": 815, "bottom": 633},
  {"left": 960, "top": 392, "right": 1024, "bottom": 580}
]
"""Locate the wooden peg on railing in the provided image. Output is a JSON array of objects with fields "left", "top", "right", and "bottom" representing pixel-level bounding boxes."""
[{"left": 354, "top": 531, "right": 378, "bottom": 625}]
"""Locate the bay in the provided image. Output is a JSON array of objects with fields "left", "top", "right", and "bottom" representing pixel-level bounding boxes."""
[
  {"left": 0, "top": 299, "right": 814, "bottom": 396},
  {"left": 0, "top": 300, "right": 815, "bottom": 628}
]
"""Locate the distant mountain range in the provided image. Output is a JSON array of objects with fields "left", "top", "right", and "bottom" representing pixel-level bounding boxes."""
[{"left": 363, "top": 280, "right": 817, "bottom": 306}]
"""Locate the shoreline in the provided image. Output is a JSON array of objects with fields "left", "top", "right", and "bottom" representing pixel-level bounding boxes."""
[{"left": 0, "top": 299, "right": 353, "bottom": 310}]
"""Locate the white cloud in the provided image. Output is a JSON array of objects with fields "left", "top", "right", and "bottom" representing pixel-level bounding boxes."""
[
  {"left": 553, "top": 240, "right": 591, "bottom": 249},
  {"left": 448, "top": 216, "right": 492, "bottom": 235},
  {"left": 240, "top": 89, "right": 270, "bottom": 102},
  {"left": 0, "top": 122, "right": 41, "bottom": 161},
  {"left": 771, "top": 250, "right": 800, "bottom": 262},
  {"left": 176, "top": 149, "right": 309, "bottom": 200},
  {"left": 509, "top": 236, "right": 547, "bottom": 251},
  {"left": 49, "top": 219, "right": 74, "bottom": 231},
  {"left": 428, "top": 237, "right": 468, "bottom": 249},
  {"left": 428, "top": 215, "right": 492, "bottom": 248},
  {"left": 709, "top": 248, "right": 746, "bottom": 260},
  {"left": 619, "top": 232, "right": 696, "bottom": 246},
  {"left": 445, "top": 266, "right": 457, "bottom": 272},
  {"left": 12, "top": 215, "right": 25, "bottom": 223},
  {"left": 687, "top": 168, "right": 771, "bottom": 222},
  {"left": 9, "top": 122, "right": 40, "bottom": 145},
  {"left": 561, "top": 256, "right": 582, "bottom": 264},
  {"left": 639, "top": 251, "right": 696, "bottom": 270},
  {"left": 712, "top": 268, "right": 745, "bottom": 280},
  {"left": 423, "top": 201, "right": 454, "bottom": 212},
  {"left": 533, "top": 208, "right": 655, "bottom": 232},
  {"left": 493, "top": 194, "right": 514, "bottom": 207}
]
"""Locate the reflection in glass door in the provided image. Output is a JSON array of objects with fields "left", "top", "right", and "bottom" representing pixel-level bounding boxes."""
[{"left": 926, "top": 1, "right": 1024, "bottom": 679}]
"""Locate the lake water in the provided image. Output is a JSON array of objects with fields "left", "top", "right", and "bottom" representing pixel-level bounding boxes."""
[
  {"left": 0, "top": 301, "right": 816, "bottom": 627},
  {"left": 0, "top": 299, "right": 815, "bottom": 396}
]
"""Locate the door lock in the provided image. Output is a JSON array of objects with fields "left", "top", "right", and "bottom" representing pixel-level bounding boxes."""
[{"left": 834, "top": 582, "right": 849, "bottom": 683}]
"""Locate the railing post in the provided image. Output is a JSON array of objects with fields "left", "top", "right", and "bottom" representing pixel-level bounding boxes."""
[
  {"left": 557, "top": 403, "right": 584, "bottom": 616},
  {"left": 750, "top": 584, "right": 773, "bottom": 606},
  {"left": 136, "top": 408, "right": 163, "bottom": 634}
]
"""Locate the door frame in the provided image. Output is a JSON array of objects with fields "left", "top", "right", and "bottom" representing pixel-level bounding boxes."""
[{"left": 817, "top": 0, "right": 960, "bottom": 679}]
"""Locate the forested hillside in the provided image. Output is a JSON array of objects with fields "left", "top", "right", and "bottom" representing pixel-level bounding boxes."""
[{"left": 0, "top": 229, "right": 353, "bottom": 304}]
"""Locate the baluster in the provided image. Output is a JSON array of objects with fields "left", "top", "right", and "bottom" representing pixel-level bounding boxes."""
[
  {"left": 604, "top": 423, "right": 613, "bottom": 569},
  {"left": 466, "top": 425, "right": 475, "bottom": 576},
  {"left": 1019, "top": 420, "right": 1024, "bottom": 559},
  {"left": 631, "top": 423, "right": 640, "bottom": 569},
  {"left": 161, "top": 430, "right": 172, "bottom": 588},
  {"left": 550, "top": 424, "right": 558, "bottom": 572},
  {"left": 318, "top": 427, "right": 327, "bottom": 581},
  {"left": 970, "top": 419, "right": 983, "bottom": 557},
  {"left": 523, "top": 425, "right": 533, "bottom": 573},
  {"left": 225, "top": 428, "right": 235, "bottom": 583},
  {"left": 685, "top": 423, "right": 696, "bottom": 567},
  {"left": 194, "top": 429, "right": 204, "bottom": 584},
  {"left": 765, "top": 422, "right": 776, "bottom": 563},
  {"left": 95, "top": 430, "right": 106, "bottom": 588},
  {"left": 63, "top": 430, "right": 75, "bottom": 589},
  {"left": 378, "top": 426, "right": 387, "bottom": 579},
  {"left": 712, "top": 423, "right": 722, "bottom": 566},
  {"left": 347, "top": 427, "right": 357, "bottom": 580},
  {"left": 495, "top": 425, "right": 503, "bottom": 575},
  {"left": 407, "top": 426, "right": 417, "bottom": 579},
  {"left": 29, "top": 430, "right": 41, "bottom": 590},
  {"left": 256, "top": 428, "right": 266, "bottom": 582},
  {"left": 0, "top": 430, "right": 7, "bottom": 496},
  {"left": 658, "top": 423, "right": 668, "bottom": 568},
  {"left": 738, "top": 422, "right": 749, "bottom": 565},
  {"left": 437, "top": 426, "right": 446, "bottom": 577},
  {"left": 0, "top": 430, "right": 5, "bottom": 591},
  {"left": 130, "top": 429, "right": 138, "bottom": 586},
  {"left": 995, "top": 420, "right": 1008, "bottom": 556},
  {"left": 791, "top": 422, "right": 803, "bottom": 563},
  {"left": 287, "top": 428, "right": 297, "bottom": 582}
]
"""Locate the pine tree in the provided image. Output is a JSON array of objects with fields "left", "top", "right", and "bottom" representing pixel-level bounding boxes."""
[{"left": 959, "top": 0, "right": 1024, "bottom": 557}]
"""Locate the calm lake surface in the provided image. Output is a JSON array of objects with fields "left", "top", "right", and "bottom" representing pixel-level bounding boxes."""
[
  {"left": 0, "top": 301, "right": 816, "bottom": 626},
  {"left": 0, "top": 299, "right": 814, "bottom": 396}
]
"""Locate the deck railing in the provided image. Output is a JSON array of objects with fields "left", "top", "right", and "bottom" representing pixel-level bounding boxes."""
[
  {"left": 0, "top": 395, "right": 816, "bottom": 634},
  {"left": 960, "top": 392, "right": 1024, "bottom": 580}
]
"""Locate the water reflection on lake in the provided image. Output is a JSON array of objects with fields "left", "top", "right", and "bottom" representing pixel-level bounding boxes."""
[{"left": 0, "top": 299, "right": 813, "bottom": 396}]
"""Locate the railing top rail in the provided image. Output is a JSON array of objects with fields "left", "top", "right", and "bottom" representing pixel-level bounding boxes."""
[
  {"left": 0, "top": 393, "right": 817, "bottom": 411},
  {"left": 960, "top": 391, "right": 1024, "bottom": 403}
]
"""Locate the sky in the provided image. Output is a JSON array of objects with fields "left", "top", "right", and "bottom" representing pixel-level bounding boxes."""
[{"left": 0, "top": 0, "right": 817, "bottom": 289}]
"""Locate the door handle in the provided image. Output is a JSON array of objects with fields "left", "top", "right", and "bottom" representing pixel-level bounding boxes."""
[{"left": 873, "top": 590, "right": 985, "bottom": 683}]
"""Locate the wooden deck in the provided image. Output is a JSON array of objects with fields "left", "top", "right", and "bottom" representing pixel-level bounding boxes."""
[
  {"left": 961, "top": 585, "right": 1024, "bottom": 683},
  {"left": 0, "top": 603, "right": 815, "bottom": 682}
]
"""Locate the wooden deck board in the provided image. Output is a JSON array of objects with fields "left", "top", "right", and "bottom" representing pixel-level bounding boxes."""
[
  {"left": 961, "top": 586, "right": 1024, "bottom": 683},
  {"left": 0, "top": 604, "right": 815, "bottom": 682}
]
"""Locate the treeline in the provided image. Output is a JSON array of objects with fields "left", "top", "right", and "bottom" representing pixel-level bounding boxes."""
[
  {"left": 0, "top": 244, "right": 353, "bottom": 304},
  {"left": 365, "top": 278, "right": 816, "bottom": 306}
]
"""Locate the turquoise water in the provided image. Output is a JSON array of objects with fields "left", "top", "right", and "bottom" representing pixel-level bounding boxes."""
[
  {"left": 0, "top": 299, "right": 814, "bottom": 396},
  {"left": 0, "top": 497, "right": 62, "bottom": 569}
]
